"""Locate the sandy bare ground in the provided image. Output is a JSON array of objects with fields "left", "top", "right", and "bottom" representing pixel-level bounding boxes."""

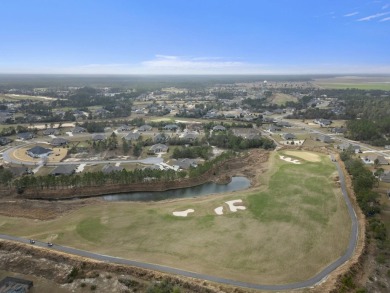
[
  {"left": 284, "top": 150, "right": 321, "bottom": 162},
  {"left": 279, "top": 155, "right": 301, "bottom": 164},
  {"left": 225, "top": 199, "right": 246, "bottom": 212},
  {"left": 172, "top": 209, "right": 194, "bottom": 217},
  {"left": 214, "top": 206, "right": 223, "bottom": 215}
]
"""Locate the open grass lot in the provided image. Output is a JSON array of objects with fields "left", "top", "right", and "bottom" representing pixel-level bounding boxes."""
[
  {"left": 315, "top": 83, "right": 390, "bottom": 90},
  {"left": 0, "top": 94, "right": 58, "bottom": 101},
  {"left": 0, "top": 151, "right": 351, "bottom": 285},
  {"left": 314, "top": 76, "right": 390, "bottom": 90},
  {"left": 270, "top": 93, "right": 298, "bottom": 106}
]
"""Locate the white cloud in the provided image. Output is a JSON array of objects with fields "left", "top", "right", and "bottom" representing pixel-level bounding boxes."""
[
  {"left": 357, "top": 12, "right": 390, "bottom": 21},
  {"left": 380, "top": 16, "right": 390, "bottom": 21},
  {"left": 344, "top": 12, "right": 359, "bottom": 17},
  {"left": 383, "top": 4, "right": 390, "bottom": 9},
  {"left": 141, "top": 55, "right": 248, "bottom": 73}
]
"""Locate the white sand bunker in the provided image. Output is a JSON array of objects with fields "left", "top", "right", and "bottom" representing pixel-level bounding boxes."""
[
  {"left": 214, "top": 206, "right": 224, "bottom": 215},
  {"left": 284, "top": 151, "right": 320, "bottom": 162},
  {"left": 173, "top": 209, "right": 194, "bottom": 217},
  {"left": 279, "top": 155, "right": 301, "bottom": 164},
  {"left": 225, "top": 200, "right": 246, "bottom": 212}
]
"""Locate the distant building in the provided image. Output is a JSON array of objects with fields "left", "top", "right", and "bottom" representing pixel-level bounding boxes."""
[
  {"left": 117, "top": 125, "right": 132, "bottom": 132},
  {"left": 138, "top": 125, "right": 152, "bottom": 132},
  {"left": 92, "top": 133, "right": 106, "bottom": 141},
  {"left": 212, "top": 125, "right": 226, "bottom": 131},
  {"left": 163, "top": 124, "right": 179, "bottom": 131},
  {"left": 71, "top": 126, "right": 86, "bottom": 133},
  {"left": 316, "top": 135, "right": 333, "bottom": 143},
  {"left": 42, "top": 128, "right": 59, "bottom": 136},
  {"left": 267, "top": 125, "right": 281, "bottom": 133},
  {"left": 282, "top": 133, "right": 296, "bottom": 140},
  {"left": 337, "top": 143, "right": 361, "bottom": 153},
  {"left": 314, "top": 118, "right": 332, "bottom": 127},
  {"left": 0, "top": 137, "right": 12, "bottom": 146}
]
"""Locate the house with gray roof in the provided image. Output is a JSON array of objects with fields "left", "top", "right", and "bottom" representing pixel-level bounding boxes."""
[
  {"left": 154, "top": 133, "right": 169, "bottom": 143},
  {"left": 171, "top": 158, "right": 198, "bottom": 170},
  {"left": 282, "top": 133, "right": 296, "bottom": 140},
  {"left": 314, "top": 118, "right": 332, "bottom": 127},
  {"left": 213, "top": 125, "right": 226, "bottom": 131},
  {"left": 337, "top": 143, "right": 361, "bottom": 153},
  {"left": 275, "top": 121, "right": 292, "bottom": 128},
  {"left": 17, "top": 132, "right": 34, "bottom": 140},
  {"left": 117, "top": 124, "right": 132, "bottom": 132},
  {"left": 92, "top": 133, "right": 106, "bottom": 141},
  {"left": 43, "top": 128, "right": 59, "bottom": 136},
  {"left": 72, "top": 126, "right": 86, "bottom": 133},
  {"left": 51, "top": 137, "right": 68, "bottom": 147},
  {"left": 267, "top": 125, "right": 281, "bottom": 133},
  {"left": 26, "top": 146, "right": 52, "bottom": 158},
  {"left": 51, "top": 165, "right": 77, "bottom": 176},
  {"left": 124, "top": 132, "right": 141, "bottom": 141},
  {"left": 317, "top": 134, "right": 333, "bottom": 143},
  {"left": 163, "top": 124, "right": 179, "bottom": 131},
  {"left": 182, "top": 133, "right": 198, "bottom": 142},
  {"left": 0, "top": 137, "right": 12, "bottom": 146},
  {"left": 380, "top": 171, "right": 390, "bottom": 183},
  {"left": 148, "top": 143, "right": 169, "bottom": 154},
  {"left": 138, "top": 125, "right": 152, "bottom": 132}
]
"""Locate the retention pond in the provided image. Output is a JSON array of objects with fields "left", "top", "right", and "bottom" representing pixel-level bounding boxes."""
[{"left": 103, "top": 176, "right": 250, "bottom": 202}]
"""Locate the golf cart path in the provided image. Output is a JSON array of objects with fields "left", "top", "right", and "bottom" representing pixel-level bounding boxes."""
[{"left": 0, "top": 160, "right": 358, "bottom": 290}]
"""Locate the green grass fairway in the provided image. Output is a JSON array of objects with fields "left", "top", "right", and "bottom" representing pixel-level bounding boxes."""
[{"left": 0, "top": 151, "right": 351, "bottom": 285}]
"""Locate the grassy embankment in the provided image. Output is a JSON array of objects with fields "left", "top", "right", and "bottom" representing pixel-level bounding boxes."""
[{"left": 0, "top": 150, "right": 351, "bottom": 285}]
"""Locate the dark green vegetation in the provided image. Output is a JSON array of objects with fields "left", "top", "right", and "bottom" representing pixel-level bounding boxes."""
[
  {"left": 208, "top": 130, "right": 275, "bottom": 150},
  {"left": 339, "top": 151, "right": 389, "bottom": 292},
  {"left": 341, "top": 151, "right": 381, "bottom": 217},
  {"left": 11, "top": 152, "right": 235, "bottom": 193},
  {"left": 172, "top": 146, "right": 212, "bottom": 159},
  {"left": 146, "top": 280, "right": 181, "bottom": 293}
]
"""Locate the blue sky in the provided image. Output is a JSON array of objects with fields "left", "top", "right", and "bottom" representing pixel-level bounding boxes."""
[{"left": 1, "top": 0, "right": 389, "bottom": 74}]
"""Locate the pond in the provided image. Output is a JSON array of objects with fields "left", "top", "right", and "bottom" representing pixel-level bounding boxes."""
[{"left": 103, "top": 176, "right": 251, "bottom": 202}]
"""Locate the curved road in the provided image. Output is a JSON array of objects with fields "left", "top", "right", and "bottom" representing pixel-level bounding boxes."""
[
  {"left": 2, "top": 143, "right": 163, "bottom": 166},
  {"left": 0, "top": 160, "right": 358, "bottom": 290}
]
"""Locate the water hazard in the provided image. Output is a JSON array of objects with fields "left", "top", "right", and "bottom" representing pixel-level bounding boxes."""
[{"left": 103, "top": 176, "right": 250, "bottom": 202}]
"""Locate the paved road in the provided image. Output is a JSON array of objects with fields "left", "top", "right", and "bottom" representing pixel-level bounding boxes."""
[
  {"left": 1, "top": 143, "right": 163, "bottom": 166},
  {"left": 0, "top": 160, "right": 359, "bottom": 291}
]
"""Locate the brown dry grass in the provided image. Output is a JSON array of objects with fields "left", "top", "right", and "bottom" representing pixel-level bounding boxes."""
[
  {"left": 12, "top": 144, "right": 67, "bottom": 163},
  {"left": 0, "top": 150, "right": 351, "bottom": 286}
]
